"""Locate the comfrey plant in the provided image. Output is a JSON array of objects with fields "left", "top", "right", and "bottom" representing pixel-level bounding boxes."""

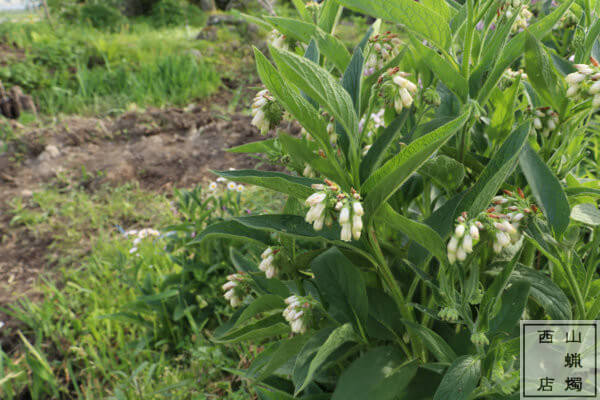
[{"left": 194, "top": 0, "right": 600, "bottom": 398}]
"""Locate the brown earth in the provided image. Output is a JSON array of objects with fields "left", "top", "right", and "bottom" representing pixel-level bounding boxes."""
[{"left": 0, "top": 90, "right": 288, "bottom": 329}]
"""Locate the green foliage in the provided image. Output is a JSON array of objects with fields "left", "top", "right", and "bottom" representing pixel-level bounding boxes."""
[
  {"left": 178, "top": 1, "right": 600, "bottom": 398},
  {"left": 79, "top": 4, "right": 126, "bottom": 31},
  {"left": 150, "top": 0, "right": 206, "bottom": 27}
]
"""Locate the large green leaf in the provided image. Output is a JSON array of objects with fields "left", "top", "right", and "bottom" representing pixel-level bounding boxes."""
[
  {"left": 363, "top": 109, "right": 470, "bottom": 216},
  {"left": 311, "top": 248, "right": 369, "bottom": 330},
  {"left": 266, "top": 17, "right": 351, "bottom": 71},
  {"left": 489, "top": 280, "right": 530, "bottom": 336},
  {"left": 381, "top": 204, "right": 448, "bottom": 264},
  {"left": 248, "top": 335, "right": 311, "bottom": 381},
  {"left": 213, "top": 314, "right": 289, "bottom": 343},
  {"left": 433, "top": 355, "right": 481, "bottom": 400},
  {"left": 480, "top": 251, "right": 521, "bottom": 329},
  {"left": 213, "top": 170, "right": 320, "bottom": 200},
  {"left": 317, "top": 0, "right": 341, "bottom": 33},
  {"left": 336, "top": 0, "right": 451, "bottom": 50},
  {"left": 511, "top": 264, "right": 572, "bottom": 320},
  {"left": 190, "top": 220, "right": 271, "bottom": 246},
  {"left": 254, "top": 48, "right": 330, "bottom": 148},
  {"left": 401, "top": 320, "right": 457, "bottom": 363},
  {"left": 297, "top": 323, "right": 360, "bottom": 394},
  {"left": 456, "top": 123, "right": 529, "bottom": 225},
  {"left": 332, "top": 348, "right": 418, "bottom": 400},
  {"left": 220, "top": 295, "right": 285, "bottom": 335},
  {"left": 571, "top": 203, "right": 600, "bottom": 226},
  {"left": 410, "top": 36, "right": 468, "bottom": 101},
  {"left": 519, "top": 143, "right": 571, "bottom": 237},
  {"left": 270, "top": 47, "right": 359, "bottom": 147},
  {"left": 487, "top": 77, "right": 521, "bottom": 141},
  {"left": 524, "top": 32, "right": 566, "bottom": 113}
]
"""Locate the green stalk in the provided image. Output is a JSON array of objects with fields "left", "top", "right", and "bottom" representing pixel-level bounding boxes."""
[
  {"left": 462, "top": 0, "right": 475, "bottom": 78},
  {"left": 560, "top": 254, "right": 587, "bottom": 319}
]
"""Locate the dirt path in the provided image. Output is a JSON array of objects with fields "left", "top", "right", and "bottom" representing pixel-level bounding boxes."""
[{"left": 0, "top": 92, "right": 277, "bottom": 324}]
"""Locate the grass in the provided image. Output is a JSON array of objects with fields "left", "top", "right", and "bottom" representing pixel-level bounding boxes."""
[
  {"left": 0, "top": 16, "right": 257, "bottom": 116},
  {"left": 0, "top": 181, "right": 284, "bottom": 398}
]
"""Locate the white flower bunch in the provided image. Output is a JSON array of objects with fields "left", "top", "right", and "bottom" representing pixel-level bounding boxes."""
[
  {"left": 532, "top": 107, "right": 559, "bottom": 138},
  {"left": 305, "top": 181, "right": 364, "bottom": 242},
  {"left": 447, "top": 189, "right": 537, "bottom": 262},
  {"left": 259, "top": 247, "right": 281, "bottom": 279},
  {"left": 222, "top": 273, "right": 249, "bottom": 307},
  {"left": 392, "top": 71, "right": 418, "bottom": 113},
  {"left": 364, "top": 32, "right": 402, "bottom": 76},
  {"left": 251, "top": 89, "right": 283, "bottom": 135},
  {"left": 566, "top": 62, "right": 600, "bottom": 107},
  {"left": 283, "top": 295, "right": 313, "bottom": 334},
  {"left": 268, "top": 29, "right": 289, "bottom": 50},
  {"left": 447, "top": 214, "right": 482, "bottom": 263}
]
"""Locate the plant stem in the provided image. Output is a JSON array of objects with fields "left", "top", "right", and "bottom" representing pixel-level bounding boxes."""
[{"left": 463, "top": 0, "right": 475, "bottom": 78}]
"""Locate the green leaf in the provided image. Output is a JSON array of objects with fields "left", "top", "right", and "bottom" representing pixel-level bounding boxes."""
[
  {"left": 290, "top": 0, "right": 310, "bottom": 22},
  {"left": 401, "top": 320, "right": 457, "bottom": 363},
  {"left": 359, "top": 112, "right": 408, "bottom": 182},
  {"left": 480, "top": 251, "right": 521, "bottom": 329},
  {"left": 367, "top": 289, "right": 404, "bottom": 341},
  {"left": 342, "top": 48, "right": 364, "bottom": 112},
  {"left": 489, "top": 280, "right": 530, "bottom": 336},
  {"left": 214, "top": 314, "right": 290, "bottom": 343},
  {"left": 511, "top": 264, "right": 572, "bottom": 320},
  {"left": 297, "top": 323, "right": 360, "bottom": 394},
  {"left": 419, "top": 155, "right": 465, "bottom": 191},
  {"left": 225, "top": 295, "right": 286, "bottom": 333},
  {"left": 311, "top": 248, "right": 369, "bottom": 331},
  {"left": 519, "top": 143, "right": 571, "bottom": 237},
  {"left": 233, "top": 214, "right": 341, "bottom": 243},
  {"left": 230, "top": 248, "right": 290, "bottom": 298},
  {"left": 524, "top": 32, "right": 566, "bottom": 113},
  {"left": 278, "top": 133, "right": 349, "bottom": 187},
  {"left": 254, "top": 48, "right": 330, "bottom": 148},
  {"left": 190, "top": 220, "right": 271, "bottom": 246},
  {"left": 380, "top": 204, "right": 448, "bottom": 264},
  {"left": 228, "top": 139, "right": 278, "bottom": 154},
  {"left": 213, "top": 170, "right": 320, "bottom": 200},
  {"left": 292, "top": 326, "right": 336, "bottom": 387},
  {"left": 410, "top": 36, "right": 468, "bottom": 101},
  {"left": 456, "top": 123, "right": 529, "bottom": 224},
  {"left": 363, "top": 109, "right": 470, "bottom": 216},
  {"left": 487, "top": 77, "right": 521, "bottom": 141},
  {"left": 266, "top": 17, "right": 351, "bottom": 71},
  {"left": 318, "top": 0, "right": 341, "bottom": 33},
  {"left": 332, "top": 348, "right": 418, "bottom": 400},
  {"left": 433, "top": 355, "right": 481, "bottom": 400},
  {"left": 571, "top": 203, "right": 600, "bottom": 226},
  {"left": 249, "top": 335, "right": 311, "bottom": 381},
  {"left": 270, "top": 47, "right": 359, "bottom": 146},
  {"left": 336, "top": 0, "right": 451, "bottom": 50},
  {"left": 575, "top": 17, "right": 600, "bottom": 63}
]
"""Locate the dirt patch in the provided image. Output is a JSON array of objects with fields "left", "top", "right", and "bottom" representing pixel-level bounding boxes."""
[{"left": 0, "top": 91, "right": 289, "bottom": 329}]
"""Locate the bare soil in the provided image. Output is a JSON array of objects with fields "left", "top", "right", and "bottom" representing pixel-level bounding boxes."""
[{"left": 0, "top": 90, "right": 280, "bottom": 328}]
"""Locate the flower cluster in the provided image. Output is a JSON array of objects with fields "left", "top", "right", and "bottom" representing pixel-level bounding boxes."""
[
  {"left": 471, "top": 331, "right": 490, "bottom": 346},
  {"left": 283, "top": 295, "right": 314, "bottom": 334},
  {"left": 259, "top": 247, "right": 280, "bottom": 279},
  {"left": 447, "top": 189, "right": 538, "bottom": 262},
  {"left": 391, "top": 70, "right": 418, "bottom": 113},
  {"left": 447, "top": 216, "right": 482, "bottom": 263},
  {"left": 532, "top": 107, "right": 559, "bottom": 138},
  {"left": 364, "top": 32, "right": 402, "bottom": 75},
  {"left": 268, "top": 29, "right": 289, "bottom": 50},
  {"left": 511, "top": 7, "right": 533, "bottom": 33},
  {"left": 566, "top": 62, "right": 600, "bottom": 107},
  {"left": 208, "top": 177, "right": 244, "bottom": 193},
  {"left": 438, "top": 306, "right": 459, "bottom": 322},
  {"left": 305, "top": 180, "right": 364, "bottom": 242},
  {"left": 251, "top": 89, "right": 284, "bottom": 135},
  {"left": 124, "top": 227, "right": 161, "bottom": 254},
  {"left": 222, "top": 273, "right": 250, "bottom": 307}
]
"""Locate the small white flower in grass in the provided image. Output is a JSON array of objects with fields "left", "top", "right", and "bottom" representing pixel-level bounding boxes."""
[
  {"left": 129, "top": 247, "right": 138, "bottom": 254},
  {"left": 216, "top": 177, "right": 227, "bottom": 183},
  {"left": 236, "top": 184, "right": 244, "bottom": 193},
  {"left": 227, "top": 182, "right": 237, "bottom": 191},
  {"left": 208, "top": 181, "right": 218, "bottom": 191}
]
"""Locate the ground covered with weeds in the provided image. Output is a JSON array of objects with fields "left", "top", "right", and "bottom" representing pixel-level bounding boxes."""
[{"left": 0, "top": 6, "right": 287, "bottom": 400}]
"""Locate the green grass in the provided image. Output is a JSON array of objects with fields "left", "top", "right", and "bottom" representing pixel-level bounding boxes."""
[
  {"left": 0, "top": 182, "right": 284, "bottom": 398},
  {"left": 0, "top": 19, "right": 252, "bottom": 116}
]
